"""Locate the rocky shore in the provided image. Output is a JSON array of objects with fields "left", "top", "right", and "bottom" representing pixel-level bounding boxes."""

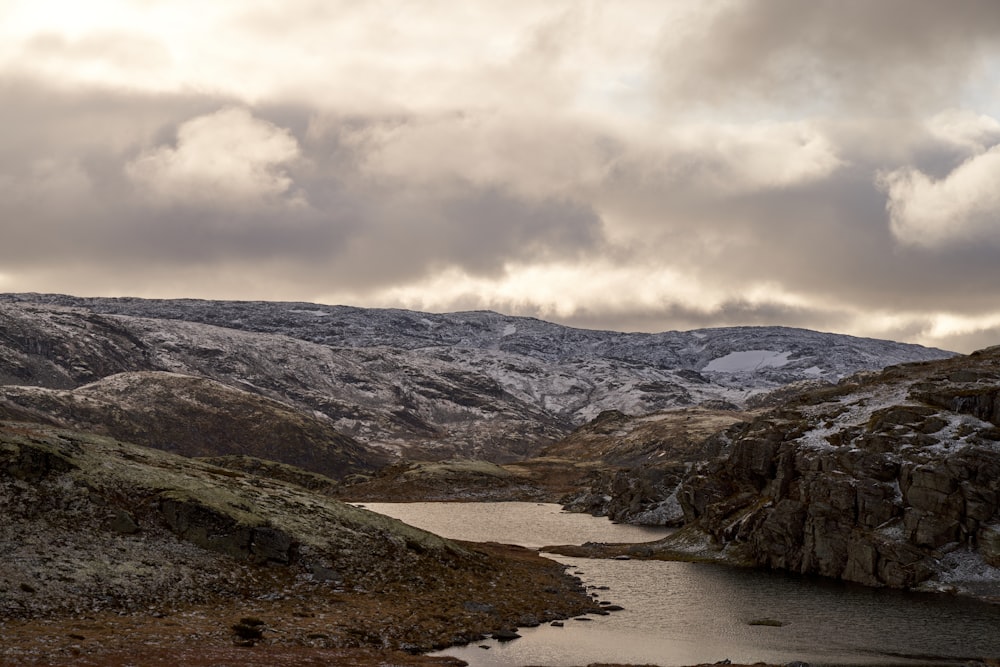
[
  {"left": 0, "top": 422, "right": 603, "bottom": 665},
  {"left": 553, "top": 348, "right": 1000, "bottom": 607}
]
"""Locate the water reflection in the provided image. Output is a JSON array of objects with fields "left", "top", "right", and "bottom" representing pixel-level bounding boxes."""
[
  {"left": 358, "top": 501, "right": 671, "bottom": 548},
  {"left": 361, "top": 502, "right": 1000, "bottom": 667}
]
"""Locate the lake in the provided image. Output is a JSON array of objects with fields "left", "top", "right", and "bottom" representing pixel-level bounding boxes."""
[{"left": 359, "top": 502, "right": 1000, "bottom": 667}]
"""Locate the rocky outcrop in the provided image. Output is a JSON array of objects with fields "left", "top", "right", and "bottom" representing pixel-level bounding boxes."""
[
  {"left": 554, "top": 407, "right": 747, "bottom": 524},
  {"left": 667, "top": 348, "right": 1000, "bottom": 595},
  {"left": 0, "top": 420, "right": 601, "bottom": 661}
]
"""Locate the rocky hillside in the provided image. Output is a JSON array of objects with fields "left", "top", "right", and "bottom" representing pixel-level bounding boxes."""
[
  {"left": 554, "top": 407, "right": 750, "bottom": 524},
  {"left": 567, "top": 347, "right": 1000, "bottom": 600},
  {"left": 0, "top": 420, "right": 600, "bottom": 664},
  {"left": 0, "top": 371, "right": 385, "bottom": 480},
  {"left": 0, "top": 294, "right": 953, "bottom": 461}
]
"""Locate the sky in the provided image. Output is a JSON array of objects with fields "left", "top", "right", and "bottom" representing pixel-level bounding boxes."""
[{"left": 3, "top": 0, "right": 1000, "bottom": 353}]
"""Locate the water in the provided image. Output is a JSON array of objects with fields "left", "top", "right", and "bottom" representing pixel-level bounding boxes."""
[
  {"left": 358, "top": 501, "right": 671, "bottom": 548},
  {"left": 361, "top": 502, "right": 1000, "bottom": 667}
]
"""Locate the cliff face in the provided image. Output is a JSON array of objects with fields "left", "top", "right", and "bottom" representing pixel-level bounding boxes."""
[{"left": 675, "top": 347, "right": 1000, "bottom": 595}]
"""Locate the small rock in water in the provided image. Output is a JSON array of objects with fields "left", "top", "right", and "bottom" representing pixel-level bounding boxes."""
[
  {"left": 613, "top": 555, "right": 631, "bottom": 560},
  {"left": 550, "top": 621, "right": 564, "bottom": 627},
  {"left": 491, "top": 629, "right": 521, "bottom": 642}
]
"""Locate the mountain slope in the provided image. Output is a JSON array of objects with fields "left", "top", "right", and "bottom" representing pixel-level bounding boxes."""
[
  {"left": 568, "top": 348, "right": 1000, "bottom": 600},
  {"left": 0, "top": 371, "right": 386, "bottom": 480},
  {"left": 0, "top": 420, "right": 599, "bottom": 661},
  {"left": 0, "top": 294, "right": 955, "bottom": 460}
]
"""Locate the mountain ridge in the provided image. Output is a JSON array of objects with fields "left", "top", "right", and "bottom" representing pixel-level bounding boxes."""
[{"left": 0, "top": 293, "right": 955, "bottom": 461}]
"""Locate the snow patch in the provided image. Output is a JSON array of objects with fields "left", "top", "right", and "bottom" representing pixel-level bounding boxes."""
[
  {"left": 704, "top": 350, "right": 792, "bottom": 373},
  {"left": 502, "top": 324, "right": 517, "bottom": 337}
]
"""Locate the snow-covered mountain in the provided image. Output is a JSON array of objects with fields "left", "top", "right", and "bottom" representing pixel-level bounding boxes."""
[{"left": 0, "top": 294, "right": 954, "bottom": 460}]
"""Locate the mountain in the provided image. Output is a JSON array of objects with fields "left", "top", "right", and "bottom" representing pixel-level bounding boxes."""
[
  {"left": 0, "top": 294, "right": 954, "bottom": 462},
  {"left": 554, "top": 347, "right": 1000, "bottom": 600}
]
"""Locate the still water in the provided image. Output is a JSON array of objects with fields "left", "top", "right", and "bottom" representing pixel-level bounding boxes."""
[{"left": 361, "top": 502, "right": 1000, "bottom": 667}]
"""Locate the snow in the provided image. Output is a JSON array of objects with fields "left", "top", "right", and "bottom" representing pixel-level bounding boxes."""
[
  {"left": 703, "top": 350, "right": 793, "bottom": 373},
  {"left": 803, "top": 366, "right": 823, "bottom": 376},
  {"left": 794, "top": 384, "right": 913, "bottom": 451},
  {"left": 0, "top": 295, "right": 957, "bottom": 459},
  {"left": 918, "top": 548, "right": 1000, "bottom": 597}
]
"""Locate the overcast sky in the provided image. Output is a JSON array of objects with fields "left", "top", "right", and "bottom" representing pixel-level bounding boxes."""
[{"left": 3, "top": 1, "right": 1000, "bottom": 352}]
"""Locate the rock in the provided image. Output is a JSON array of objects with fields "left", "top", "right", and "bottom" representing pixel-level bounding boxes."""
[
  {"left": 309, "top": 564, "right": 341, "bottom": 582},
  {"left": 491, "top": 629, "right": 520, "bottom": 641},
  {"left": 653, "top": 347, "right": 1000, "bottom": 595},
  {"left": 979, "top": 525, "right": 1000, "bottom": 567},
  {"left": 231, "top": 617, "right": 265, "bottom": 643},
  {"left": 109, "top": 509, "right": 140, "bottom": 535}
]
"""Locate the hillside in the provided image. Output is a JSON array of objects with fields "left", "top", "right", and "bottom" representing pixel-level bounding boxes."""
[
  {"left": 0, "top": 371, "right": 385, "bottom": 480},
  {"left": 0, "top": 420, "right": 599, "bottom": 664},
  {"left": 0, "top": 294, "right": 954, "bottom": 462},
  {"left": 554, "top": 347, "right": 1000, "bottom": 601}
]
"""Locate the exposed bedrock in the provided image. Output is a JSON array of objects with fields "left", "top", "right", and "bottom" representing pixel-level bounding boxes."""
[{"left": 675, "top": 348, "right": 1000, "bottom": 591}]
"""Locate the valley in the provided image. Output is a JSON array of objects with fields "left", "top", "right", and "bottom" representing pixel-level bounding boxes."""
[{"left": 2, "top": 293, "right": 996, "bottom": 666}]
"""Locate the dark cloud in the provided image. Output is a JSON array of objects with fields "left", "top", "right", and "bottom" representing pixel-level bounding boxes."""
[
  {"left": 0, "top": 79, "right": 604, "bottom": 296},
  {"left": 659, "top": 0, "right": 1000, "bottom": 115},
  {"left": 4, "top": 0, "right": 1000, "bottom": 359}
]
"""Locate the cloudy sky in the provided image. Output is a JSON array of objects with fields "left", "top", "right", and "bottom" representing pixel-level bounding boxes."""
[{"left": 3, "top": 1, "right": 1000, "bottom": 352}]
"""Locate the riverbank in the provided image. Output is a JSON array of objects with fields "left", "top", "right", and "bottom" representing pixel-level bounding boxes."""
[{"left": 0, "top": 540, "right": 604, "bottom": 665}]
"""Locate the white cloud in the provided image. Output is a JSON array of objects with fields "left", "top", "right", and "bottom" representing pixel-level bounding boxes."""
[
  {"left": 645, "top": 121, "right": 845, "bottom": 194},
  {"left": 342, "top": 259, "right": 810, "bottom": 323},
  {"left": 126, "top": 107, "right": 303, "bottom": 208},
  {"left": 881, "top": 144, "right": 1000, "bottom": 247},
  {"left": 925, "top": 109, "right": 1000, "bottom": 153}
]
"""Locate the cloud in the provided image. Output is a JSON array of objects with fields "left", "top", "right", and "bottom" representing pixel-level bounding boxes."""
[
  {"left": 626, "top": 121, "right": 844, "bottom": 195},
  {"left": 346, "top": 112, "right": 620, "bottom": 200},
  {"left": 657, "top": 0, "right": 1000, "bottom": 116},
  {"left": 880, "top": 145, "right": 1000, "bottom": 247},
  {"left": 126, "top": 107, "right": 304, "bottom": 208},
  {"left": 3, "top": 2, "right": 1000, "bottom": 357}
]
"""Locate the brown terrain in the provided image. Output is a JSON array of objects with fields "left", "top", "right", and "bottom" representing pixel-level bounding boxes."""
[{"left": 0, "top": 422, "right": 605, "bottom": 666}]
